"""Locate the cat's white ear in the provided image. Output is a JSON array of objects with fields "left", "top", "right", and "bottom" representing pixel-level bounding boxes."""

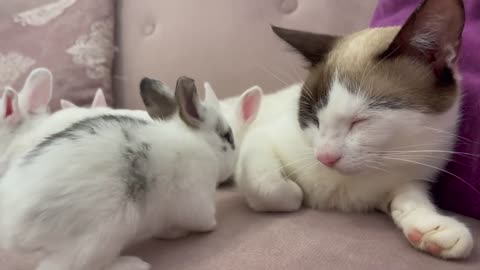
[
  {"left": 91, "top": 88, "right": 107, "bottom": 108},
  {"left": 382, "top": 0, "right": 465, "bottom": 80},
  {"left": 237, "top": 85, "right": 262, "bottom": 125},
  {"left": 19, "top": 67, "right": 53, "bottom": 114},
  {"left": 60, "top": 99, "right": 76, "bottom": 109},
  {"left": 1, "top": 88, "right": 22, "bottom": 126},
  {"left": 203, "top": 82, "right": 220, "bottom": 110}
]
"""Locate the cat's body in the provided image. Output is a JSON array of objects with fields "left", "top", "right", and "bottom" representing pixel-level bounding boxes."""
[
  {"left": 238, "top": 80, "right": 458, "bottom": 211},
  {"left": 236, "top": 0, "right": 473, "bottom": 259}
]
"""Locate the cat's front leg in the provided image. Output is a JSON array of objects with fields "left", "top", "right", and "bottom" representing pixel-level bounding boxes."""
[
  {"left": 236, "top": 136, "right": 303, "bottom": 212},
  {"left": 383, "top": 181, "right": 473, "bottom": 259}
]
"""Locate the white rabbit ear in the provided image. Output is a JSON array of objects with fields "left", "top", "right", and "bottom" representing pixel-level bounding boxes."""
[
  {"left": 91, "top": 88, "right": 107, "bottom": 108},
  {"left": 60, "top": 99, "right": 76, "bottom": 109},
  {"left": 19, "top": 67, "right": 53, "bottom": 114},
  {"left": 2, "top": 88, "right": 21, "bottom": 126},
  {"left": 203, "top": 82, "right": 220, "bottom": 109},
  {"left": 237, "top": 85, "right": 262, "bottom": 125}
]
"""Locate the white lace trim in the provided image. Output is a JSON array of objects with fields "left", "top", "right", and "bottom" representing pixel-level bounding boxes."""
[
  {"left": 13, "top": 0, "right": 77, "bottom": 27},
  {"left": 66, "top": 18, "right": 114, "bottom": 79},
  {"left": 0, "top": 52, "right": 36, "bottom": 89}
]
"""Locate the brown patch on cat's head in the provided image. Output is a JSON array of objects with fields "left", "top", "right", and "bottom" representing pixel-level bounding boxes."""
[{"left": 272, "top": 0, "right": 465, "bottom": 129}]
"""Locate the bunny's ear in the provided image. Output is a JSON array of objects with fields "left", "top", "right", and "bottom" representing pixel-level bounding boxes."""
[
  {"left": 60, "top": 99, "right": 77, "bottom": 109},
  {"left": 91, "top": 88, "right": 107, "bottom": 108},
  {"left": 19, "top": 67, "right": 53, "bottom": 114},
  {"left": 236, "top": 85, "right": 262, "bottom": 126},
  {"left": 203, "top": 82, "right": 220, "bottom": 110},
  {"left": 140, "top": 77, "right": 177, "bottom": 120},
  {"left": 175, "top": 76, "right": 205, "bottom": 128},
  {"left": 2, "top": 88, "right": 22, "bottom": 126}
]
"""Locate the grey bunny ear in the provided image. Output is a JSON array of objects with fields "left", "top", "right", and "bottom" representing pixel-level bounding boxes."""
[
  {"left": 140, "top": 77, "right": 177, "bottom": 119},
  {"left": 175, "top": 76, "right": 204, "bottom": 128}
]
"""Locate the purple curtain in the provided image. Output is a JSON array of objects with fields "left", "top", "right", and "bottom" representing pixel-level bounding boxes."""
[{"left": 370, "top": 0, "right": 480, "bottom": 219}]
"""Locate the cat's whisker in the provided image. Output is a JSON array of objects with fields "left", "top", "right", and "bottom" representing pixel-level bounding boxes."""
[
  {"left": 294, "top": 161, "right": 321, "bottom": 182},
  {"left": 284, "top": 159, "right": 319, "bottom": 181},
  {"left": 371, "top": 149, "right": 480, "bottom": 158},
  {"left": 387, "top": 142, "right": 449, "bottom": 150},
  {"left": 302, "top": 84, "right": 315, "bottom": 104},
  {"left": 374, "top": 153, "right": 470, "bottom": 166},
  {"left": 256, "top": 64, "right": 291, "bottom": 87},
  {"left": 424, "top": 126, "right": 480, "bottom": 145},
  {"left": 269, "top": 66, "right": 299, "bottom": 86},
  {"left": 378, "top": 156, "right": 480, "bottom": 195},
  {"left": 260, "top": 155, "right": 314, "bottom": 178},
  {"left": 365, "top": 163, "right": 390, "bottom": 174},
  {"left": 359, "top": 45, "right": 400, "bottom": 91}
]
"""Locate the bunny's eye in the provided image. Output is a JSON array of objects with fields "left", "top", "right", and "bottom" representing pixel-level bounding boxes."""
[{"left": 221, "top": 128, "right": 235, "bottom": 150}]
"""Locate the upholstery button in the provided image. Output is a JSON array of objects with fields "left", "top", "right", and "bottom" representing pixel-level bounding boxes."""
[
  {"left": 279, "top": 0, "right": 298, "bottom": 14},
  {"left": 143, "top": 23, "right": 156, "bottom": 35}
]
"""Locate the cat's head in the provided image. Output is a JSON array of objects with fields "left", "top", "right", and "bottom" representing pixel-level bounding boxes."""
[{"left": 272, "top": 0, "right": 465, "bottom": 174}]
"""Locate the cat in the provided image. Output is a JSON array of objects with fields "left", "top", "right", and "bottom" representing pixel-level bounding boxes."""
[{"left": 235, "top": 0, "right": 473, "bottom": 259}]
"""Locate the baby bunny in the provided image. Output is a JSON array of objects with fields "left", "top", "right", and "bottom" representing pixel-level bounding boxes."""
[
  {"left": 0, "top": 76, "right": 236, "bottom": 270},
  {"left": 215, "top": 83, "right": 262, "bottom": 147},
  {"left": 0, "top": 88, "right": 22, "bottom": 154},
  {"left": 0, "top": 68, "right": 53, "bottom": 174}
]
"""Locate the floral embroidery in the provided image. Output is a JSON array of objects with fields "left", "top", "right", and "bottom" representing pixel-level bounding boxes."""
[
  {"left": 13, "top": 0, "right": 77, "bottom": 27},
  {"left": 66, "top": 18, "right": 114, "bottom": 79},
  {"left": 0, "top": 52, "right": 35, "bottom": 89}
]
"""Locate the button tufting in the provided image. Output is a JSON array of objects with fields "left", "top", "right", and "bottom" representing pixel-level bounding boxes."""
[
  {"left": 143, "top": 23, "right": 156, "bottom": 35},
  {"left": 279, "top": 0, "right": 298, "bottom": 14}
]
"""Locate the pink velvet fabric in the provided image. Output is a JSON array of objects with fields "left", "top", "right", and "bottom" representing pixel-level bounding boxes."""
[
  {"left": 3, "top": 189, "right": 480, "bottom": 270},
  {"left": 0, "top": 0, "right": 115, "bottom": 110}
]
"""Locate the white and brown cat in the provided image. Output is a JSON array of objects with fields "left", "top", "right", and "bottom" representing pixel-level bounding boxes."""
[{"left": 235, "top": 0, "right": 473, "bottom": 259}]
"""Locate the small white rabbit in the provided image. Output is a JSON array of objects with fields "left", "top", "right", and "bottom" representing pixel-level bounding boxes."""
[
  {"left": 0, "top": 68, "right": 53, "bottom": 175},
  {"left": 208, "top": 82, "right": 262, "bottom": 147},
  {"left": 198, "top": 82, "right": 262, "bottom": 185},
  {"left": 60, "top": 88, "right": 108, "bottom": 109},
  {"left": 0, "top": 88, "right": 22, "bottom": 154},
  {"left": 0, "top": 76, "right": 236, "bottom": 270}
]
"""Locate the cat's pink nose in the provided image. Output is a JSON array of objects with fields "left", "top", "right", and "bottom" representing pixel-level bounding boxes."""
[{"left": 316, "top": 153, "right": 341, "bottom": 167}]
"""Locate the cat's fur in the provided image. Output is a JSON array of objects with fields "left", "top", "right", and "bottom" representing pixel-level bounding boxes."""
[{"left": 236, "top": 0, "right": 473, "bottom": 259}]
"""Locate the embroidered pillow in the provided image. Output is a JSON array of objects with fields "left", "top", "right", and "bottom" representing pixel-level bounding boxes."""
[{"left": 0, "top": 0, "right": 115, "bottom": 110}]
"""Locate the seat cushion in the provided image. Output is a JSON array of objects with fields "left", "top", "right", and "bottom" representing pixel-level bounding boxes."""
[
  {"left": 132, "top": 188, "right": 480, "bottom": 270},
  {"left": 2, "top": 188, "right": 480, "bottom": 269}
]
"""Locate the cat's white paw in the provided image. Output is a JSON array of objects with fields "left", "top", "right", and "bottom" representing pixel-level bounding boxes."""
[
  {"left": 108, "top": 256, "right": 151, "bottom": 270},
  {"left": 397, "top": 208, "right": 473, "bottom": 259},
  {"left": 246, "top": 176, "right": 303, "bottom": 212}
]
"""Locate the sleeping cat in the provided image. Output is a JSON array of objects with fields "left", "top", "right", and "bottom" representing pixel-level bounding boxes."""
[{"left": 236, "top": 0, "right": 473, "bottom": 259}]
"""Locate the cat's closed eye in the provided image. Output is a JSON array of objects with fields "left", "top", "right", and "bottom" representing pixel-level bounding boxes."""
[{"left": 349, "top": 118, "right": 368, "bottom": 130}]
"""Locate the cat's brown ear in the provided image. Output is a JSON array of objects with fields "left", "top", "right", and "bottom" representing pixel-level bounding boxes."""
[
  {"left": 271, "top": 25, "right": 339, "bottom": 66},
  {"left": 381, "top": 0, "right": 465, "bottom": 83}
]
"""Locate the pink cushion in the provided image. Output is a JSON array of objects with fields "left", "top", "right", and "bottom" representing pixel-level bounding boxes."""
[
  {"left": 0, "top": 0, "right": 115, "bottom": 110},
  {"left": 3, "top": 188, "right": 480, "bottom": 270}
]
